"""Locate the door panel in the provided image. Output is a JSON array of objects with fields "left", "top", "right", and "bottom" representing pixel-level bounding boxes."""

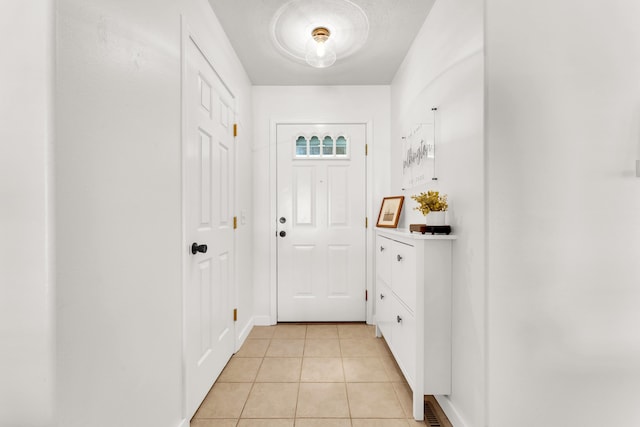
[
  {"left": 184, "top": 36, "right": 235, "bottom": 420},
  {"left": 327, "top": 245, "right": 349, "bottom": 296},
  {"left": 277, "top": 124, "right": 366, "bottom": 322},
  {"left": 213, "top": 252, "right": 230, "bottom": 340},
  {"left": 219, "top": 140, "right": 230, "bottom": 224},
  {"left": 328, "top": 166, "right": 349, "bottom": 225},
  {"left": 199, "top": 261, "right": 212, "bottom": 358},
  {"left": 293, "top": 166, "right": 316, "bottom": 226},
  {"left": 292, "top": 245, "right": 315, "bottom": 296}
]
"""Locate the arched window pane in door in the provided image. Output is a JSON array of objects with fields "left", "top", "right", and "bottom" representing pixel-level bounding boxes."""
[
  {"left": 322, "top": 136, "right": 334, "bottom": 155},
  {"left": 336, "top": 136, "right": 348, "bottom": 156},
  {"left": 309, "top": 136, "right": 321, "bottom": 156},
  {"left": 296, "top": 136, "right": 308, "bottom": 156}
]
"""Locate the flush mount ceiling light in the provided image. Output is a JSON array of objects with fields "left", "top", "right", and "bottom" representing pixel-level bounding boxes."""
[
  {"left": 306, "top": 27, "right": 336, "bottom": 68},
  {"left": 270, "top": 0, "right": 369, "bottom": 68}
]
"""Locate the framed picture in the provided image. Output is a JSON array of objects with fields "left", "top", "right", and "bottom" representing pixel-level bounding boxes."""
[{"left": 376, "top": 196, "right": 404, "bottom": 228}]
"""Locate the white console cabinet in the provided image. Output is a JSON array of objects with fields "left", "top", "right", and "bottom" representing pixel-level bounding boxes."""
[{"left": 375, "top": 229, "right": 455, "bottom": 421}]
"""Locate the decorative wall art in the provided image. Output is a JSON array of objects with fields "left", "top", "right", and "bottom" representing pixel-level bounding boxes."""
[
  {"left": 401, "top": 108, "right": 437, "bottom": 189},
  {"left": 376, "top": 196, "right": 404, "bottom": 228}
]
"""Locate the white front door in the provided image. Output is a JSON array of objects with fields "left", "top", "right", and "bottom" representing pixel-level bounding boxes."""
[
  {"left": 184, "top": 36, "right": 235, "bottom": 419},
  {"left": 277, "top": 124, "right": 366, "bottom": 322}
]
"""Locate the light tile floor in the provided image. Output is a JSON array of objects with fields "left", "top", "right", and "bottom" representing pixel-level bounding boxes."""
[{"left": 192, "top": 323, "right": 427, "bottom": 427}]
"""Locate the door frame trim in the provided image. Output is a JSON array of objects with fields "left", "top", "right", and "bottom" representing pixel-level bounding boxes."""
[{"left": 268, "top": 119, "right": 375, "bottom": 325}]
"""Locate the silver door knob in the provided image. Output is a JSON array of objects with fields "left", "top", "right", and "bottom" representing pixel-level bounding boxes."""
[
  {"left": 279, "top": 217, "right": 287, "bottom": 224},
  {"left": 279, "top": 231, "right": 286, "bottom": 238}
]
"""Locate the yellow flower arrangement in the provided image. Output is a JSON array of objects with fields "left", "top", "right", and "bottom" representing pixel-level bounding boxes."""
[{"left": 411, "top": 191, "right": 448, "bottom": 216}]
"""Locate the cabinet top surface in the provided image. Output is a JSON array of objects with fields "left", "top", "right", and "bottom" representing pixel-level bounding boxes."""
[{"left": 375, "top": 228, "right": 457, "bottom": 240}]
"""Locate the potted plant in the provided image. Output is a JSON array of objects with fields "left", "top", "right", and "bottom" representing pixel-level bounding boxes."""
[{"left": 411, "top": 190, "right": 448, "bottom": 225}]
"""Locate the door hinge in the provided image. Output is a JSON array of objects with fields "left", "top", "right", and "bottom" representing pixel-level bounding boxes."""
[
  {"left": 365, "top": 217, "right": 368, "bottom": 228},
  {"left": 233, "top": 123, "right": 238, "bottom": 137},
  {"left": 365, "top": 290, "right": 368, "bottom": 301},
  {"left": 233, "top": 216, "right": 238, "bottom": 229},
  {"left": 365, "top": 143, "right": 368, "bottom": 156},
  {"left": 233, "top": 308, "right": 237, "bottom": 321}
]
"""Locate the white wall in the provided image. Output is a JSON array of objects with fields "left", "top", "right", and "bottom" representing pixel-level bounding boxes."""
[
  {"left": 0, "top": 1, "right": 56, "bottom": 426},
  {"left": 390, "top": 0, "right": 484, "bottom": 426},
  {"left": 486, "top": 1, "right": 640, "bottom": 426},
  {"left": 251, "top": 86, "right": 391, "bottom": 324},
  {"left": 55, "top": 0, "right": 252, "bottom": 426}
]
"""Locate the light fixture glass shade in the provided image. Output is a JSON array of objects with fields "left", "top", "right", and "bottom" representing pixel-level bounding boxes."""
[{"left": 305, "top": 27, "right": 337, "bottom": 68}]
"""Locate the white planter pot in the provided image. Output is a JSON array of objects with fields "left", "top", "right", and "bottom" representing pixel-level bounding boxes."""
[{"left": 426, "top": 211, "right": 446, "bottom": 226}]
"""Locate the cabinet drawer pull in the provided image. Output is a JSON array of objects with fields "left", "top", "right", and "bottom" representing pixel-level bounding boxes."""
[
  {"left": 380, "top": 293, "right": 385, "bottom": 300},
  {"left": 396, "top": 254, "right": 403, "bottom": 262},
  {"left": 396, "top": 315, "right": 402, "bottom": 323},
  {"left": 380, "top": 246, "right": 385, "bottom": 252}
]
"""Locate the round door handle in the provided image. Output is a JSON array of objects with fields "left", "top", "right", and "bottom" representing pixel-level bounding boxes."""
[
  {"left": 396, "top": 315, "right": 402, "bottom": 323},
  {"left": 279, "top": 231, "right": 287, "bottom": 238},
  {"left": 191, "top": 243, "right": 208, "bottom": 254},
  {"left": 380, "top": 293, "right": 385, "bottom": 300},
  {"left": 380, "top": 246, "right": 385, "bottom": 252},
  {"left": 279, "top": 217, "right": 287, "bottom": 224},
  {"left": 397, "top": 254, "right": 403, "bottom": 262}
]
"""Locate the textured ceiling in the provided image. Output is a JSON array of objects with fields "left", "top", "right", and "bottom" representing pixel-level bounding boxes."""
[{"left": 207, "top": 0, "right": 436, "bottom": 85}]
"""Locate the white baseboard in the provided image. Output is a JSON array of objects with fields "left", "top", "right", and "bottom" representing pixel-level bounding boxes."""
[
  {"left": 435, "top": 395, "right": 469, "bottom": 427},
  {"left": 176, "top": 417, "right": 189, "bottom": 427},
  {"left": 253, "top": 315, "right": 275, "bottom": 326},
  {"left": 236, "top": 317, "right": 254, "bottom": 351}
]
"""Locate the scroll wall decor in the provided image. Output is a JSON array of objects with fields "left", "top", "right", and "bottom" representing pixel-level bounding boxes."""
[{"left": 401, "top": 107, "right": 438, "bottom": 190}]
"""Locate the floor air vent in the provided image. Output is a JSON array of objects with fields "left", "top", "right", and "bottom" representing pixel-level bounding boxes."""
[
  {"left": 424, "top": 401, "right": 442, "bottom": 427},
  {"left": 424, "top": 396, "right": 453, "bottom": 427}
]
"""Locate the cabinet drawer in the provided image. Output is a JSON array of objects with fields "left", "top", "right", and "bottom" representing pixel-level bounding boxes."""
[
  {"left": 376, "top": 235, "right": 392, "bottom": 286},
  {"left": 392, "top": 298, "right": 416, "bottom": 386},
  {"left": 391, "top": 241, "right": 416, "bottom": 312},
  {"left": 376, "top": 282, "right": 393, "bottom": 341}
]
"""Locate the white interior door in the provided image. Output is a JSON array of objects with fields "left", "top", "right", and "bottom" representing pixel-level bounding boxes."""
[
  {"left": 184, "top": 36, "right": 235, "bottom": 419},
  {"left": 277, "top": 124, "right": 366, "bottom": 322}
]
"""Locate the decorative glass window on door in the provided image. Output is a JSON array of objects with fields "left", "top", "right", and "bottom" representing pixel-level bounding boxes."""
[
  {"left": 309, "top": 136, "right": 321, "bottom": 156},
  {"left": 294, "top": 134, "right": 349, "bottom": 159},
  {"left": 336, "top": 136, "right": 347, "bottom": 155},
  {"left": 323, "top": 136, "right": 334, "bottom": 155},
  {"left": 296, "top": 136, "right": 308, "bottom": 156}
]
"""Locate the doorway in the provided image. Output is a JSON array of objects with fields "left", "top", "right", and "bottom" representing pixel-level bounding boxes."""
[{"left": 276, "top": 123, "right": 367, "bottom": 322}]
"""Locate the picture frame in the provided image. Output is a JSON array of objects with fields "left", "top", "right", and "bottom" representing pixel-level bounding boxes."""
[{"left": 376, "top": 196, "right": 405, "bottom": 228}]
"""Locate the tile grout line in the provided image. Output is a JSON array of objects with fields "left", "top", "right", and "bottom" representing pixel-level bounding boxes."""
[
  {"left": 341, "top": 336, "right": 355, "bottom": 424},
  {"left": 235, "top": 338, "right": 265, "bottom": 422},
  {"left": 292, "top": 325, "right": 307, "bottom": 422}
]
